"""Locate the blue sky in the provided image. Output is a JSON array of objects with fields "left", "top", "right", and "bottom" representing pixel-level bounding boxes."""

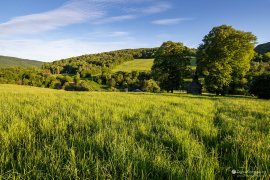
[{"left": 0, "top": 0, "right": 269, "bottom": 61}]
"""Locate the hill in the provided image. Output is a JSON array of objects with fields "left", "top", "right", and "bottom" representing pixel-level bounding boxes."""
[
  {"left": 0, "top": 55, "right": 43, "bottom": 68},
  {"left": 0, "top": 84, "right": 269, "bottom": 179},
  {"left": 255, "top": 42, "right": 270, "bottom": 54},
  {"left": 43, "top": 48, "right": 158, "bottom": 75},
  {"left": 113, "top": 58, "right": 197, "bottom": 73}
]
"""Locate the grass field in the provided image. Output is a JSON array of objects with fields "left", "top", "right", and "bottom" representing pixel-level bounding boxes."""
[
  {"left": 0, "top": 85, "right": 269, "bottom": 179},
  {"left": 113, "top": 58, "right": 197, "bottom": 72},
  {"left": 113, "top": 59, "right": 154, "bottom": 72}
]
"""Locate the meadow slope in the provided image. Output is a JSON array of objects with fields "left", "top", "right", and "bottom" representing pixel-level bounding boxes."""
[
  {"left": 0, "top": 85, "right": 269, "bottom": 179},
  {"left": 113, "top": 59, "right": 154, "bottom": 72},
  {"left": 0, "top": 56, "right": 43, "bottom": 68},
  {"left": 113, "top": 58, "right": 197, "bottom": 72}
]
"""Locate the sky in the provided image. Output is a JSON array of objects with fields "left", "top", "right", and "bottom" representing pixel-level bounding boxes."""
[{"left": 0, "top": 0, "right": 269, "bottom": 62}]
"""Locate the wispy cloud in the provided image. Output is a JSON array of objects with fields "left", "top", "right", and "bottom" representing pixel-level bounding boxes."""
[
  {"left": 126, "top": 2, "right": 172, "bottom": 14},
  {"left": 0, "top": 0, "right": 173, "bottom": 35},
  {"left": 0, "top": 0, "right": 107, "bottom": 35},
  {"left": 0, "top": 0, "right": 175, "bottom": 60},
  {"left": 87, "top": 31, "right": 130, "bottom": 37},
  {"left": 110, "top": 31, "right": 130, "bottom": 36},
  {"left": 93, "top": 1, "right": 172, "bottom": 24},
  {"left": 93, "top": 15, "right": 137, "bottom": 24},
  {"left": 0, "top": 37, "right": 150, "bottom": 61},
  {"left": 152, "top": 18, "right": 193, "bottom": 25},
  {"left": 0, "top": 0, "right": 172, "bottom": 36}
]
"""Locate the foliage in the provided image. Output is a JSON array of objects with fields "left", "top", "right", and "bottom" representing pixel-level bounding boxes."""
[
  {"left": 250, "top": 73, "right": 270, "bottom": 99},
  {"left": 263, "top": 52, "right": 270, "bottom": 62},
  {"left": 64, "top": 80, "right": 101, "bottom": 91},
  {"left": 152, "top": 41, "right": 191, "bottom": 93},
  {"left": 42, "top": 48, "right": 158, "bottom": 77},
  {"left": 96, "top": 71, "right": 151, "bottom": 91},
  {"left": 253, "top": 52, "right": 270, "bottom": 62},
  {"left": 197, "top": 25, "right": 256, "bottom": 95},
  {"left": 142, "top": 79, "right": 160, "bottom": 93},
  {"left": 0, "top": 85, "right": 269, "bottom": 179},
  {"left": 0, "top": 67, "right": 102, "bottom": 91},
  {"left": 247, "top": 61, "right": 270, "bottom": 82}
]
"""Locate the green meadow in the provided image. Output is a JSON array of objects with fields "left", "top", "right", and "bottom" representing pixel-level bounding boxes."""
[
  {"left": 0, "top": 84, "right": 269, "bottom": 179},
  {"left": 113, "top": 58, "right": 197, "bottom": 73},
  {"left": 113, "top": 59, "right": 154, "bottom": 72}
]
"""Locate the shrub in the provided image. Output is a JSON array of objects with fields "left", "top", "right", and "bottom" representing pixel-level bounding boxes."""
[
  {"left": 250, "top": 73, "right": 270, "bottom": 99},
  {"left": 142, "top": 79, "right": 160, "bottom": 93}
]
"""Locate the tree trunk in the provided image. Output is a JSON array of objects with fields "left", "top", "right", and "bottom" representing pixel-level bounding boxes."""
[{"left": 171, "top": 89, "right": 174, "bottom": 93}]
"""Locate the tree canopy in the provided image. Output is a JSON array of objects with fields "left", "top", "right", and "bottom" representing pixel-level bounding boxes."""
[
  {"left": 250, "top": 73, "right": 270, "bottom": 99},
  {"left": 197, "top": 25, "right": 256, "bottom": 94},
  {"left": 152, "top": 41, "right": 191, "bottom": 93}
]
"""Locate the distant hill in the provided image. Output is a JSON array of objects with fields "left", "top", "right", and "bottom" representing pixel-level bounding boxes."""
[
  {"left": 0, "top": 55, "right": 43, "bottom": 68},
  {"left": 44, "top": 48, "right": 158, "bottom": 75},
  {"left": 255, "top": 42, "right": 270, "bottom": 54}
]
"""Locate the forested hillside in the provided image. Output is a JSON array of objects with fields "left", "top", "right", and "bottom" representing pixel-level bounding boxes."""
[
  {"left": 255, "top": 42, "right": 270, "bottom": 54},
  {"left": 0, "top": 55, "right": 43, "bottom": 68},
  {"left": 42, "top": 48, "right": 159, "bottom": 77}
]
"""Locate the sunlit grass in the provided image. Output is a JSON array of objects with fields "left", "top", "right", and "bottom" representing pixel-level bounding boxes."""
[
  {"left": 113, "top": 59, "right": 154, "bottom": 72},
  {"left": 113, "top": 58, "right": 197, "bottom": 72},
  {"left": 0, "top": 84, "right": 269, "bottom": 179}
]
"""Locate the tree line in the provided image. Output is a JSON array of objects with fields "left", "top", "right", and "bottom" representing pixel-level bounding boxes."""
[
  {"left": 0, "top": 68, "right": 99, "bottom": 91},
  {"left": 42, "top": 48, "right": 158, "bottom": 77},
  {"left": 149, "top": 25, "right": 269, "bottom": 98},
  {"left": 0, "top": 25, "right": 270, "bottom": 98}
]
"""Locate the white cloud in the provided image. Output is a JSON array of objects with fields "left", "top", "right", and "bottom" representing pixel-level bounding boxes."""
[
  {"left": 152, "top": 18, "right": 192, "bottom": 25},
  {"left": 93, "top": 15, "right": 137, "bottom": 24},
  {"left": 146, "top": 2, "right": 172, "bottom": 14},
  {"left": 94, "top": 1, "right": 172, "bottom": 24},
  {"left": 0, "top": 0, "right": 107, "bottom": 35},
  {"left": 87, "top": 31, "right": 130, "bottom": 38},
  {"left": 0, "top": 0, "right": 174, "bottom": 60},
  {"left": 0, "top": 38, "right": 150, "bottom": 61},
  {"left": 110, "top": 31, "right": 130, "bottom": 36},
  {"left": 0, "top": 1, "right": 173, "bottom": 35},
  {"left": 127, "top": 2, "right": 172, "bottom": 14}
]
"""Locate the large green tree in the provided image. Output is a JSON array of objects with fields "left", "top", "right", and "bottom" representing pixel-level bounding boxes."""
[
  {"left": 152, "top": 41, "right": 191, "bottom": 93},
  {"left": 197, "top": 25, "right": 256, "bottom": 95}
]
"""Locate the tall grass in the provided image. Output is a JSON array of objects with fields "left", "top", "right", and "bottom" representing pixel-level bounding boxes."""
[{"left": 0, "top": 85, "right": 269, "bottom": 179}]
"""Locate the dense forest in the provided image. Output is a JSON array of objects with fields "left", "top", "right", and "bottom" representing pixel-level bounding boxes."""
[
  {"left": 255, "top": 42, "right": 270, "bottom": 54},
  {"left": 0, "top": 25, "right": 270, "bottom": 98}
]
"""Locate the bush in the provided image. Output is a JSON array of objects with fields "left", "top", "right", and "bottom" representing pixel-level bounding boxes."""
[
  {"left": 64, "top": 80, "right": 101, "bottom": 91},
  {"left": 250, "top": 73, "right": 270, "bottom": 99},
  {"left": 50, "top": 80, "right": 62, "bottom": 89},
  {"left": 142, "top": 79, "right": 160, "bottom": 93},
  {"left": 232, "top": 88, "right": 249, "bottom": 96}
]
